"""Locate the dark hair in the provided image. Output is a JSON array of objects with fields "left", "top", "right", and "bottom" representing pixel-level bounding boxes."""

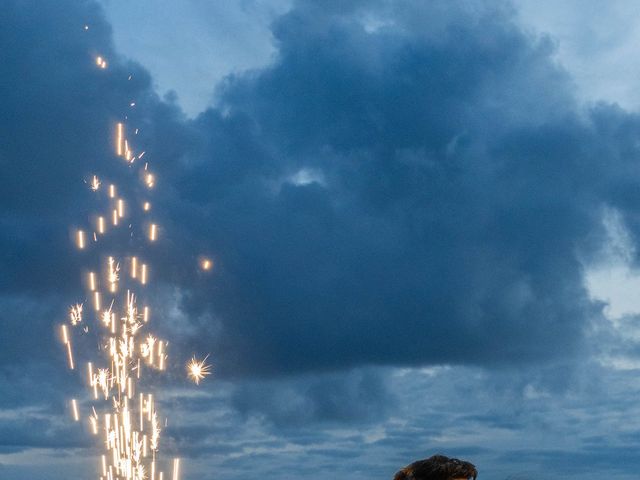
[{"left": 393, "top": 454, "right": 478, "bottom": 480}]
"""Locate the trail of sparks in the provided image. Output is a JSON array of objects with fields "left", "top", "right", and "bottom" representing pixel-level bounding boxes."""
[{"left": 58, "top": 51, "right": 212, "bottom": 480}]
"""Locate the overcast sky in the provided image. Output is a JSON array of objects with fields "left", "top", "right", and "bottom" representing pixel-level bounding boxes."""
[{"left": 3, "top": 1, "right": 640, "bottom": 479}]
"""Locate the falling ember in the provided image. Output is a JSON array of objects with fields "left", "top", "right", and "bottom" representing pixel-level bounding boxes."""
[
  {"left": 131, "top": 256, "right": 138, "bottom": 278},
  {"left": 109, "top": 184, "right": 116, "bottom": 198},
  {"left": 172, "top": 458, "right": 180, "bottom": 480},
  {"left": 94, "top": 291, "right": 101, "bottom": 311},
  {"left": 117, "top": 199, "right": 125, "bottom": 218},
  {"left": 141, "top": 264, "right": 148, "bottom": 285},
  {"left": 97, "top": 216, "right": 105, "bottom": 234},
  {"left": 200, "top": 258, "right": 213, "bottom": 271},
  {"left": 116, "top": 122, "right": 123, "bottom": 156},
  {"left": 77, "top": 230, "right": 85, "bottom": 249},
  {"left": 149, "top": 224, "right": 157, "bottom": 241},
  {"left": 71, "top": 399, "right": 80, "bottom": 422},
  {"left": 187, "top": 355, "right": 212, "bottom": 385}
]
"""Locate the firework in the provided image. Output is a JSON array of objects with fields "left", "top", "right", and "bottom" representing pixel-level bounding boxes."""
[{"left": 58, "top": 67, "right": 213, "bottom": 479}]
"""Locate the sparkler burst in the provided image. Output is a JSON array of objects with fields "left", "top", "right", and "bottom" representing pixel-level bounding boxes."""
[
  {"left": 187, "top": 355, "right": 212, "bottom": 385},
  {"left": 57, "top": 46, "right": 213, "bottom": 480}
]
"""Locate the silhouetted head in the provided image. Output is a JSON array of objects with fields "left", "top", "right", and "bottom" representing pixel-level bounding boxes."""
[{"left": 393, "top": 454, "right": 477, "bottom": 480}]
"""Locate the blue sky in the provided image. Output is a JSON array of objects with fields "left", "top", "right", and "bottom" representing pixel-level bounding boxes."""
[{"left": 3, "top": 1, "right": 640, "bottom": 479}]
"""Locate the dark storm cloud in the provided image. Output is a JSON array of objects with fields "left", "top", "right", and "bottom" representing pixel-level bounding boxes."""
[{"left": 167, "top": 0, "right": 640, "bottom": 376}]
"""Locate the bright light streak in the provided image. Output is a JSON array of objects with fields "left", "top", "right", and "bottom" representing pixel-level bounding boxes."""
[
  {"left": 157, "top": 342, "right": 164, "bottom": 370},
  {"left": 117, "top": 123, "right": 123, "bottom": 156},
  {"left": 112, "top": 208, "right": 118, "bottom": 226},
  {"left": 131, "top": 256, "right": 138, "bottom": 278},
  {"left": 94, "top": 291, "right": 101, "bottom": 311},
  {"left": 109, "top": 184, "right": 116, "bottom": 198},
  {"left": 172, "top": 458, "right": 180, "bottom": 480},
  {"left": 98, "top": 216, "right": 105, "bottom": 234},
  {"left": 77, "top": 230, "right": 85, "bottom": 249},
  {"left": 66, "top": 341, "right": 75, "bottom": 370},
  {"left": 61, "top": 324, "right": 69, "bottom": 344},
  {"left": 141, "top": 264, "right": 147, "bottom": 285},
  {"left": 143, "top": 306, "right": 149, "bottom": 323},
  {"left": 117, "top": 199, "right": 125, "bottom": 218},
  {"left": 91, "top": 175, "right": 101, "bottom": 191},
  {"left": 143, "top": 202, "right": 151, "bottom": 212},
  {"left": 89, "top": 272, "right": 97, "bottom": 291},
  {"left": 149, "top": 224, "right": 157, "bottom": 241},
  {"left": 71, "top": 398, "right": 80, "bottom": 421}
]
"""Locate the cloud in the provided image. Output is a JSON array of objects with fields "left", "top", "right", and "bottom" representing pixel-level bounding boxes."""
[{"left": 166, "top": 0, "right": 638, "bottom": 376}]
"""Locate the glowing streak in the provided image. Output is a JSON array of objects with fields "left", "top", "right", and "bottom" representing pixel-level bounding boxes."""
[
  {"left": 131, "top": 257, "right": 137, "bottom": 278},
  {"left": 200, "top": 258, "right": 212, "bottom": 271},
  {"left": 172, "top": 458, "right": 180, "bottom": 480},
  {"left": 90, "top": 414, "right": 99, "bottom": 435},
  {"left": 187, "top": 355, "right": 212, "bottom": 385},
  {"left": 117, "top": 123, "right": 123, "bottom": 156},
  {"left": 141, "top": 264, "right": 147, "bottom": 285},
  {"left": 157, "top": 342, "right": 164, "bottom": 370},
  {"left": 143, "top": 202, "right": 151, "bottom": 212},
  {"left": 117, "top": 199, "right": 124, "bottom": 218},
  {"left": 112, "top": 208, "right": 118, "bottom": 226},
  {"left": 66, "top": 341, "right": 75, "bottom": 370},
  {"left": 109, "top": 184, "right": 116, "bottom": 198},
  {"left": 94, "top": 291, "right": 101, "bottom": 311},
  {"left": 143, "top": 306, "right": 149, "bottom": 323},
  {"left": 91, "top": 175, "right": 101, "bottom": 191},
  {"left": 61, "top": 324, "right": 69, "bottom": 344},
  {"left": 89, "top": 272, "right": 97, "bottom": 291},
  {"left": 71, "top": 399, "right": 79, "bottom": 421},
  {"left": 77, "top": 230, "right": 85, "bottom": 249},
  {"left": 98, "top": 216, "right": 105, "bottom": 234},
  {"left": 149, "top": 224, "right": 157, "bottom": 241}
]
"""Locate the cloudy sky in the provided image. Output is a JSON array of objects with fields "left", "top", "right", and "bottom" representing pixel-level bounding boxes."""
[{"left": 3, "top": 0, "right": 640, "bottom": 479}]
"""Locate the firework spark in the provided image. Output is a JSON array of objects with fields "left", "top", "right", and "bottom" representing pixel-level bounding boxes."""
[{"left": 187, "top": 355, "right": 212, "bottom": 385}]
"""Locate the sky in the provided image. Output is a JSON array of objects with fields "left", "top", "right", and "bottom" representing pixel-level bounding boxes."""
[{"left": 3, "top": 1, "right": 640, "bottom": 479}]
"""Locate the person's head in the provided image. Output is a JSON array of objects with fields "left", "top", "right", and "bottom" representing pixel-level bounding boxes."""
[{"left": 393, "top": 454, "right": 477, "bottom": 480}]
